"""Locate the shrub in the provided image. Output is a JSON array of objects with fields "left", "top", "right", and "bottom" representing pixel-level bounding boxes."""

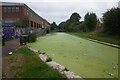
[
  {"left": 38, "top": 51, "right": 42, "bottom": 54},
  {"left": 2, "top": 41, "right": 5, "bottom": 46},
  {"left": 64, "top": 67, "right": 69, "bottom": 71},
  {"left": 46, "top": 56, "right": 52, "bottom": 62},
  {"left": 28, "top": 34, "right": 37, "bottom": 43},
  {"left": 2, "top": 35, "right": 5, "bottom": 46},
  {"left": 41, "top": 52, "right": 46, "bottom": 54}
]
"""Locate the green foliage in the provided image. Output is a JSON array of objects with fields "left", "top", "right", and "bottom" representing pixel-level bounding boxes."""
[
  {"left": 22, "top": 18, "right": 29, "bottom": 28},
  {"left": 64, "top": 67, "right": 69, "bottom": 71},
  {"left": 79, "top": 21, "right": 86, "bottom": 32},
  {"left": 2, "top": 35, "right": 5, "bottom": 46},
  {"left": 58, "top": 22, "right": 66, "bottom": 31},
  {"left": 13, "top": 18, "right": 29, "bottom": 28},
  {"left": 64, "top": 20, "right": 74, "bottom": 32},
  {"left": 84, "top": 12, "right": 97, "bottom": 32},
  {"left": 41, "top": 52, "right": 46, "bottom": 54},
  {"left": 103, "top": 8, "right": 120, "bottom": 35},
  {"left": 2, "top": 40, "right": 5, "bottom": 46},
  {"left": 28, "top": 34, "right": 37, "bottom": 43},
  {"left": 70, "top": 12, "right": 81, "bottom": 22},
  {"left": 58, "top": 12, "right": 97, "bottom": 32},
  {"left": 13, "top": 20, "right": 23, "bottom": 27},
  {"left": 50, "top": 22, "right": 58, "bottom": 31},
  {"left": 46, "top": 56, "right": 52, "bottom": 62},
  {"left": 59, "top": 12, "right": 81, "bottom": 32}
]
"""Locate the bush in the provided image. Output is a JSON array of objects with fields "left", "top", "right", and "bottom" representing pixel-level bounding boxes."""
[
  {"left": 38, "top": 51, "right": 42, "bottom": 54},
  {"left": 41, "top": 52, "right": 46, "bottom": 54},
  {"left": 46, "top": 56, "right": 52, "bottom": 62},
  {"left": 28, "top": 34, "right": 37, "bottom": 43},
  {"left": 2, "top": 37, "right": 5, "bottom": 46},
  {"left": 64, "top": 67, "right": 69, "bottom": 71},
  {"left": 2, "top": 40, "right": 5, "bottom": 46}
]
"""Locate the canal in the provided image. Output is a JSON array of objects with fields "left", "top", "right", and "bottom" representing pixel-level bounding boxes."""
[{"left": 28, "top": 32, "right": 118, "bottom": 78}]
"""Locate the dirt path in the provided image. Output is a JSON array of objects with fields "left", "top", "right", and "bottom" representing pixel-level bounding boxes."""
[{"left": 2, "top": 39, "right": 20, "bottom": 55}]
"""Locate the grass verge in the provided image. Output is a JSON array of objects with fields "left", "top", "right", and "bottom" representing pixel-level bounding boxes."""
[
  {"left": 2, "top": 47, "right": 68, "bottom": 79},
  {"left": 68, "top": 31, "right": 120, "bottom": 46}
]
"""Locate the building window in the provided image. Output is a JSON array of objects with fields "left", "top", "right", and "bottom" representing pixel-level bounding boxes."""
[
  {"left": 31, "top": 13, "right": 33, "bottom": 17},
  {"left": 27, "top": 10, "right": 29, "bottom": 15},
  {"left": 15, "top": 7, "right": 20, "bottom": 12},
  {"left": 12, "top": 7, "right": 15, "bottom": 12},
  {"left": 7, "top": 7, "right": 11, "bottom": 12},
  {"left": 31, "top": 21, "right": 33, "bottom": 27},
  {"left": 3, "top": 6, "right": 20, "bottom": 13},
  {"left": 3, "top": 7, "right": 7, "bottom": 12}
]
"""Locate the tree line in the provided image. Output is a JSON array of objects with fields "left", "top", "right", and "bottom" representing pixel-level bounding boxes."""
[{"left": 50, "top": 7, "right": 120, "bottom": 35}]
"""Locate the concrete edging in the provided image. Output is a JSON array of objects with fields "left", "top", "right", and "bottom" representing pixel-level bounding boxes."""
[
  {"left": 28, "top": 46, "right": 84, "bottom": 80},
  {"left": 86, "top": 38, "right": 120, "bottom": 48}
]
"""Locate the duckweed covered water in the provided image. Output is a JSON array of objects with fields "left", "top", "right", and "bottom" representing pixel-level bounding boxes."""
[{"left": 28, "top": 32, "right": 118, "bottom": 78}]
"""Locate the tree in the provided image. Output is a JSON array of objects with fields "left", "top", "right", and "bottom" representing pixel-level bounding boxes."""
[
  {"left": 79, "top": 21, "right": 86, "bottom": 32},
  {"left": 60, "top": 12, "right": 81, "bottom": 32},
  {"left": 103, "top": 8, "right": 120, "bottom": 35},
  {"left": 70, "top": 12, "right": 81, "bottom": 22},
  {"left": 13, "top": 20, "right": 23, "bottom": 27},
  {"left": 50, "top": 22, "right": 58, "bottom": 31},
  {"left": 58, "top": 22, "right": 66, "bottom": 31},
  {"left": 22, "top": 18, "right": 29, "bottom": 28},
  {"left": 13, "top": 18, "right": 29, "bottom": 34},
  {"left": 84, "top": 12, "right": 97, "bottom": 32},
  {"left": 13, "top": 18, "right": 29, "bottom": 28}
]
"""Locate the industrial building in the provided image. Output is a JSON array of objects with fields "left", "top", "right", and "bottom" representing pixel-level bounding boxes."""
[{"left": 1, "top": 2, "right": 50, "bottom": 39}]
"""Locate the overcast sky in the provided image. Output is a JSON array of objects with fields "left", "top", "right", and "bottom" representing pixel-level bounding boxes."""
[{"left": 2, "top": 0, "right": 120, "bottom": 24}]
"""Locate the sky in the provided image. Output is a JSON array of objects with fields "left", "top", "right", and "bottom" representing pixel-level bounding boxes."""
[{"left": 1, "top": 0, "right": 120, "bottom": 24}]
